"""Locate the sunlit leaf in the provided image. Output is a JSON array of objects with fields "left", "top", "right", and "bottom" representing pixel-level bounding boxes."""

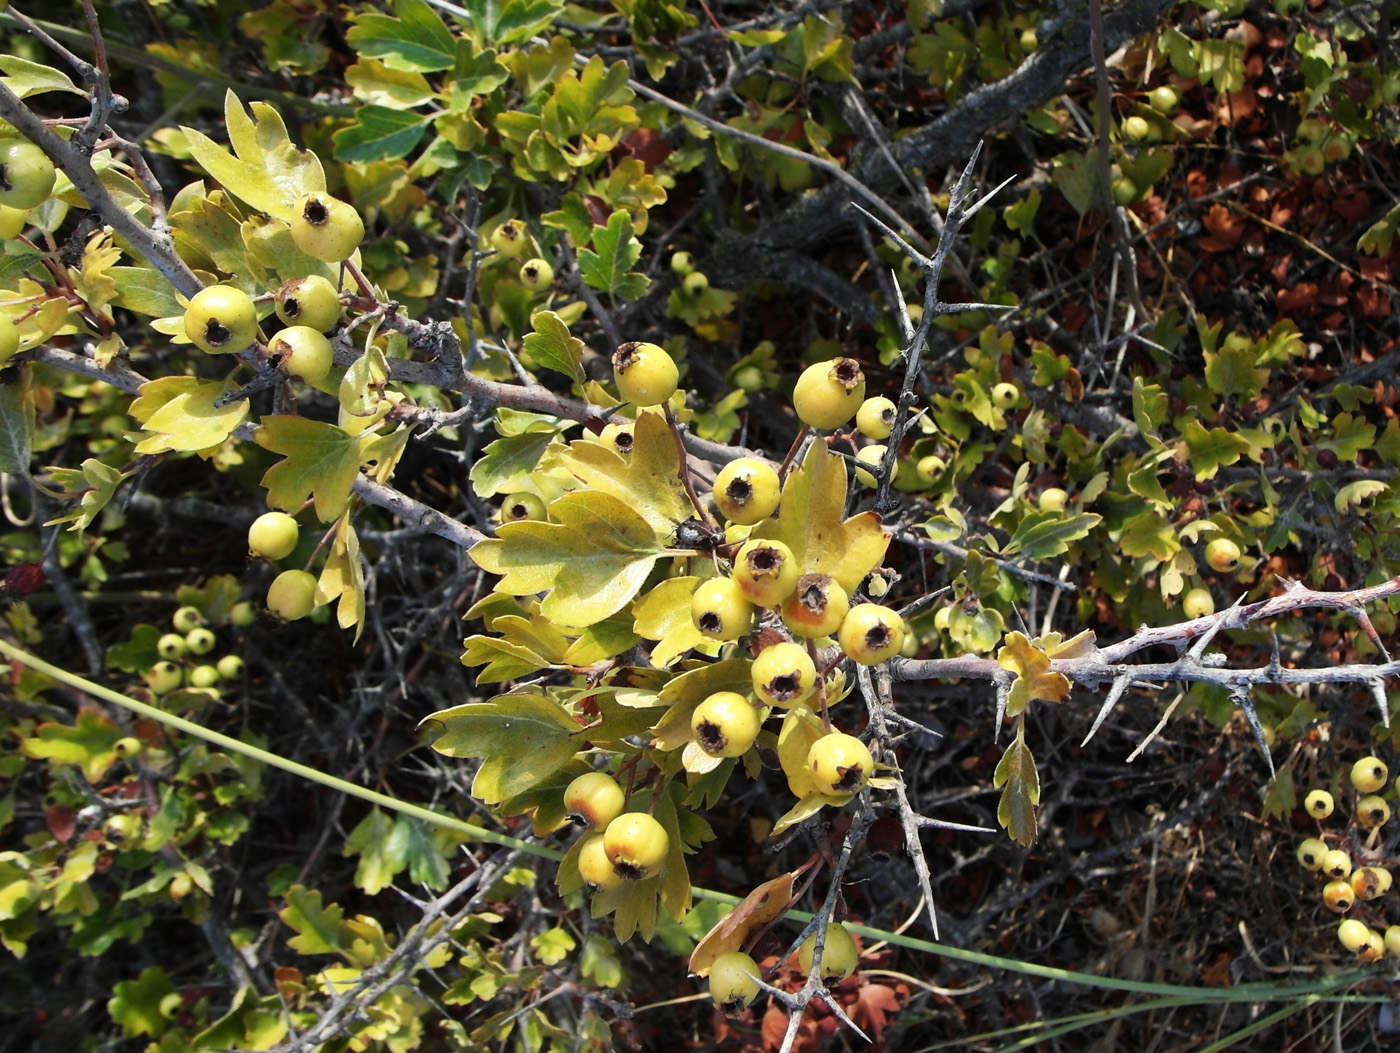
[
  {"left": 421, "top": 693, "right": 581, "bottom": 803},
  {"left": 993, "top": 722, "right": 1039, "bottom": 846},
  {"left": 996, "top": 631, "right": 1071, "bottom": 716}
]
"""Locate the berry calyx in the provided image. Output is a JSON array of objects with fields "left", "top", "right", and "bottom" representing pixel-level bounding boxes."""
[
  {"left": 837, "top": 603, "right": 905, "bottom": 666},
  {"left": 563, "top": 771, "right": 626, "bottom": 830},
  {"left": 268, "top": 325, "right": 335, "bottom": 383},
  {"left": 1182, "top": 587, "right": 1215, "bottom": 619},
  {"left": 733, "top": 538, "right": 798, "bottom": 608},
  {"left": 267, "top": 569, "right": 318, "bottom": 621},
  {"left": 712, "top": 458, "right": 781, "bottom": 526},
  {"left": 691, "top": 691, "right": 761, "bottom": 758},
  {"left": 1304, "top": 789, "right": 1334, "bottom": 820},
  {"left": 1357, "top": 795, "right": 1390, "bottom": 827},
  {"left": 0, "top": 139, "right": 56, "bottom": 210},
  {"left": 1204, "top": 537, "right": 1241, "bottom": 572},
  {"left": 1351, "top": 756, "right": 1388, "bottom": 793},
  {"left": 274, "top": 275, "right": 341, "bottom": 331},
  {"left": 576, "top": 831, "right": 623, "bottom": 891},
  {"left": 691, "top": 577, "right": 754, "bottom": 641},
  {"left": 807, "top": 732, "right": 873, "bottom": 795},
  {"left": 1296, "top": 838, "right": 1327, "bottom": 870},
  {"left": 602, "top": 812, "right": 669, "bottom": 881},
  {"left": 751, "top": 641, "right": 817, "bottom": 707},
  {"left": 780, "top": 574, "right": 849, "bottom": 639},
  {"left": 792, "top": 358, "right": 866, "bottom": 430},
  {"left": 184, "top": 285, "right": 259, "bottom": 354},
  {"left": 291, "top": 192, "right": 364, "bottom": 263},
  {"left": 500, "top": 492, "right": 546, "bottom": 523},
  {"left": 855, "top": 396, "right": 897, "bottom": 440},
  {"left": 612, "top": 341, "right": 679, "bottom": 407},
  {"left": 1351, "top": 866, "right": 1392, "bottom": 901},
  {"left": 708, "top": 951, "right": 762, "bottom": 1013},
  {"left": 797, "top": 923, "right": 859, "bottom": 982},
  {"left": 248, "top": 511, "right": 300, "bottom": 561}
]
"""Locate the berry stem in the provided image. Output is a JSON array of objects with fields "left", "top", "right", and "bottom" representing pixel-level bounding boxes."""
[
  {"left": 809, "top": 637, "right": 832, "bottom": 733},
  {"left": 663, "top": 403, "right": 719, "bottom": 531},
  {"left": 777, "top": 424, "right": 811, "bottom": 480}
]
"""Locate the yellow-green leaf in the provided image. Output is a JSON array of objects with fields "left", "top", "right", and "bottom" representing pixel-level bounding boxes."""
[
  {"left": 631, "top": 576, "right": 703, "bottom": 667},
  {"left": 523, "top": 310, "right": 585, "bottom": 385},
  {"left": 997, "top": 631, "right": 1071, "bottom": 716},
  {"left": 993, "top": 722, "right": 1039, "bottom": 846},
  {"left": 555, "top": 410, "right": 692, "bottom": 538},
  {"left": 255, "top": 416, "right": 368, "bottom": 522},
  {"left": 420, "top": 693, "right": 581, "bottom": 804},
  {"left": 129, "top": 376, "right": 250, "bottom": 454},
  {"left": 470, "top": 489, "right": 665, "bottom": 628}
]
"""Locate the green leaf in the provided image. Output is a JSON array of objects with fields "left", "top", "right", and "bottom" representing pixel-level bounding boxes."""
[
  {"left": 1335, "top": 480, "right": 1388, "bottom": 513},
  {"left": 333, "top": 105, "right": 431, "bottom": 163},
  {"left": 1119, "top": 509, "right": 1179, "bottom": 562},
  {"left": 421, "top": 693, "right": 581, "bottom": 804},
  {"left": 181, "top": 91, "right": 326, "bottom": 221},
  {"left": 1051, "top": 150, "right": 1097, "bottom": 216},
  {"left": 128, "top": 376, "right": 250, "bottom": 455},
  {"left": 1003, "top": 185, "right": 1039, "bottom": 233},
  {"left": 1131, "top": 377, "right": 1168, "bottom": 437},
  {"left": 0, "top": 364, "right": 34, "bottom": 475},
  {"left": 280, "top": 885, "right": 346, "bottom": 955},
  {"left": 107, "top": 966, "right": 175, "bottom": 1039},
  {"left": 472, "top": 490, "right": 665, "bottom": 628},
  {"left": 997, "top": 632, "right": 1071, "bottom": 716},
  {"left": 555, "top": 411, "right": 692, "bottom": 538},
  {"left": 344, "top": 807, "right": 409, "bottom": 894},
  {"left": 19, "top": 708, "right": 124, "bottom": 783},
  {"left": 469, "top": 430, "right": 559, "bottom": 499},
  {"left": 256, "top": 416, "right": 370, "bottom": 522},
  {"left": 0, "top": 55, "right": 84, "bottom": 99},
  {"left": 1318, "top": 413, "right": 1376, "bottom": 461},
  {"left": 579, "top": 934, "right": 623, "bottom": 987},
  {"left": 450, "top": 45, "right": 512, "bottom": 98},
  {"left": 993, "top": 722, "right": 1040, "bottom": 846},
  {"left": 541, "top": 194, "right": 595, "bottom": 246},
  {"left": 110, "top": 265, "right": 184, "bottom": 318},
  {"left": 577, "top": 210, "right": 650, "bottom": 300},
  {"left": 402, "top": 816, "right": 452, "bottom": 888},
  {"left": 523, "top": 310, "right": 585, "bottom": 385},
  {"left": 458, "top": 0, "right": 565, "bottom": 45},
  {"left": 1204, "top": 343, "right": 1268, "bottom": 401},
  {"left": 531, "top": 927, "right": 577, "bottom": 966},
  {"left": 345, "top": 58, "right": 438, "bottom": 108},
  {"left": 461, "top": 635, "right": 554, "bottom": 683},
  {"left": 753, "top": 440, "right": 891, "bottom": 593},
  {"left": 1178, "top": 419, "right": 1250, "bottom": 481},
  {"left": 1004, "top": 511, "right": 1101, "bottom": 562},
  {"left": 346, "top": 0, "right": 457, "bottom": 71}
]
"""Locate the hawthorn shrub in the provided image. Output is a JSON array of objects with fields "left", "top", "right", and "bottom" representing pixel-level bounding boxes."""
[{"left": 1, "top": 0, "right": 1399, "bottom": 1049}]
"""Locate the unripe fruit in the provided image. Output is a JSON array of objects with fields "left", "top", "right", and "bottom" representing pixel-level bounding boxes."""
[
  {"left": 248, "top": 511, "right": 300, "bottom": 561},
  {"left": 1204, "top": 537, "right": 1241, "bottom": 572},
  {"left": 1351, "top": 757, "right": 1388, "bottom": 793},
  {"left": 266, "top": 569, "right": 318, "bottom": 621},
  {"left": 0, "top": 139, "right": 56, "bottom": 209},
  {"left": 669, "top": 251, "right": 694, "bottom": 276},
  {"left": 1323, "top": 879, "right": 1355, "bottom": 913},
  {"left": 1322, "top": 849, "right": 1353, "bottom": 880},
  {"left": 500, "top": 492, "right": 546, "bottom": 523},
  {"left": 612, "top": 341, "right": 678, "bottom": 407},
  {"left": 188, "top": 664, "right": 220, "bottom": 689},
  {"left": 781, "top": 574, "right": 849, "bottom": 639},
  {"left": 1360, "top": 931, "right": 1386, "bottom": 962},
  {"left": 268, "top": 325, "right": 334, "bottom": 383},
  {"left": 692, "top": 577, "right": 754, "bottom": 641},
  {"left": 563, "top": 772, "right": 625, "bottom": 830},
  {"left": 807, "top": 732, "right": 873, "bottom": 795},
  {"left": 1182, "top": 587, "right": 1215, "bottom": 619},
  {"left": 916, "top": 455, "right": 946, "bottom": 482},
  {"left": 1357, "top": 795, "right": 1390, "bottom": 827},
  {"left": 274, "top": 275, "right": 340, "bottom": 331},
  {"left": 0, "top": 204, "right": 27, "bottom": 239},
  {"left": 691, "top": 691, "right": 761, "bottom": 758},
  {"left": 751, "top": 641, "right": 817, "bottom": 707},
  {"left": 1111, "top": 176, "right": 1137, "bottom": 207},
  {"left": 291, "top": 192, "right": 364, "bottom": 263},
  {"left": 519, "top": 257, "right": 554, "bottom": 291},
  {"left": 1038, "top": 487, "right": 1068, "bottom": 512},
  {"left": 145, "top": 661, "right": 183, "bottom": 695},
  {"left": 1123, "top": 115, "right": 1152, "bottom": 141},
  {"left": 157, "top": 633, "right": 187, "bottom": 660},
  {"left": 184, "top": 285, "right": 259, "bottom": 354},
  {"left": 1149, "top": 85, "right": 1179, "bottom": 113},
  {"left": 797, "top": 923, "right": 859, "bottom": 982},
  {"left": 1296, "top": 838, "right": 1327, "bottom": 870},
  {"left": 682, "top": 270, "right": 709, "bottom": 295},
  {"left": 230, "top": 601, "right": 257, "bottom": 628},
  {"left": 855, "top": 396, "right": 897, "bottom": 440},
  {"left": 576, "top": 831, "right": 623, "bottom": 891},
  {"left": 990, "top": 382, "right": 1019, "bottom": 408},
  {"left": 712, "top": 458, "right": 781, "bottom": 526},
  {"left": 603, "top": 812, "right": 669, "bottom": 880},
  {"left": 709, "top": 950, "right": 762, "bottom": 1012},
  {"left": 733, "top": 539, "right": 798, "bottom": 607},
  {"left": 854, "top": 445, "right": 890, "bottom": 487},
  {"left": 838, "top": 603, "right": 905, "bottom": 665},
  {"left": 169, "top": 873, "right": 194, "bottom": 900},
  {"left": 0, "top": 315, "right": 18, "bottom": 365},
  {"left": 172, "top": 606, "right": 203, "bottom": 633},
  {"left": 1303, "top": 789, "right": 1334, "bottom": 819},
  {"left": 185, "top": 627, "right": 216, "bottom": 656},
  {"left": 216, "top": 654, "right": 245, "bottom": 680},
  {"left": 1338, "top": 918, "right": 1371, "bottom": 953},
  {"left": 1351, "top": 866, "right": 1392, "bottom": 900},
  {"left": 1386, "top": 926, "right": 1400, "bottom": 958},
  {"left": 792, "top": 358, "right": 866, "bottom": 430},
  {"left": 490, "top": 219, "right": 529, "bottom": 258}
]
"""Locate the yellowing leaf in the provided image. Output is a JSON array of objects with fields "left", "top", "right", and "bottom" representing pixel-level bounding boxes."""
[
  {"left": 420, "top": 693, "right": 581, "bottom": 804},
  {"left": 315, "top": 514, "right": 366, "bottom": 640},
  {"left": 555, "top": 410, "right": 692, "bottom": 538},
  {"left": 181, "top": 91, "right": 326, "bottom": 221},
  {"left": 256, "top": 416, "right": 370, "bottom": 522},
  {"left": 72, "top": 230, "right": 121, "bottom": 323},
  {"left": 45, "top": 458, "right": 133, "bottom": 533},
  {"left": 129, "top": 377, "right": 250, "bottom": 454},
  {"left": 754, "top": 440, "right": 890, "bottom": 592},
  {"left": 279, "top": 885, "right": 346, "bottom": 955},
  {"left": 689, "top": 871, "right": 797, "bottom": 976},
  {"left": 996, "top": 631, "right": 1070, "bottom": 717},
  {"left": 18, "top": 708, "right": 124, "bottom": 783},
  {"left": 470, "top": 490, "right": 666, "bottom": 629},
  {"left": 994, "top": 723, "right": 1039, "bottom": 847},
  {"left": 631, "top": 576, "right": 704, "bottom": 667}
]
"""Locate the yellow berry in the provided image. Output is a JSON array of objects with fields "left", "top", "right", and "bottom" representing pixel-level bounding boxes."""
[
  {"left": 291, "top": 192, "right": 364, "bottom": 263},
  {"left": 712, "top": 458, "right": 781, "bottom": 526},
  {"left": 709, "top": 950, "right": 762, "bottom": 1012},
  {"left": 751, "top": 641, "right": 817, "bottom": 707},
  {"left": 612, "top": 341, "right": 678, "bottom": 407},
  {"left": 1296, "top": 838, "right": 1327, "bottom": 870},
  {"left": 1351, "top": 756, "right": 1388, "bottom": 793},
  {"left": 855, "top": 396, "right": 897, "bottom": 440},
  {"left": 248, "top": 511, "right": 300, "bottom": 561},
  {"left": 602, "top": 812, "right": 669, "bottom": 880},
  {"left": 1038, "top": 487, "right": 1068, "bottom": 512},
  {"left": 184, "top": 285, "right": 259, "bottom": 354},
  {"left": 1357, "top": 795, "right": 1390, "bottom": 828},
  {"left": 837, "top": 603, "right": 905, "bottom": 665},
  {"left": 1304, "top": 789, "right": 1334, "bottom": 820},
  {"left": 1182, "top": 587, "right": 1215, "bottom": 619},
  {"left": 563, "top": 772, "right": 625, "bottom": 830},
  {"left": 792, "top": 358, "right": 866, "bottom": 430},
  {"left": 1323, "top": 879, "right": 1355, "bottom": 913},
  {"left": 576, "top": 831, "right": 623, "bottom": 891},
  {"left": 691, "top": 577, "right": 754, "bottom": 641},
  {"left": 797, "top": 923, "right": 859, "bottom": 981},
  {"left": 1338, "top": 918, "right": 1371, "bottom": 953},
  {"left": 733, "top": 538, "right": 798, "bottom": 607},
  {"left": 1322, "top": 849, "right": 1353, "bottom": 880},
  {"left": 1204, "top": 537, "right": 1241, "bottom": 572},
  {"left": 268, "top": 325, "right": 335, "bottom": 383},
  {"left": 266, "top": 569, "right": 318, "bottom": 621},
  {"left": 691, "top": 691, "right": 761, "bottom": 758},
  {"left": 780, "top": 574, "right": 849, "bottom": 639},
  {"left": 807, "top": 732, "right": 873, "bottom": 795}
]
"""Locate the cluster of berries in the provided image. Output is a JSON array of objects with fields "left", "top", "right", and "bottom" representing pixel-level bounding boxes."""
[{"left": 1296, "top": 756, "right": 1399, "bottom": 961}]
